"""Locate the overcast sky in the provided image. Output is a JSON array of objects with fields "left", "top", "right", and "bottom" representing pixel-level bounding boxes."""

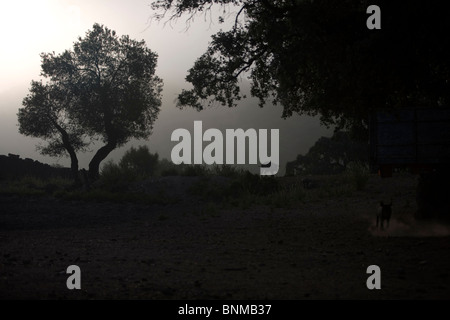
[{"left": 0, "top": 0, "right": 331, "bottom": 175}]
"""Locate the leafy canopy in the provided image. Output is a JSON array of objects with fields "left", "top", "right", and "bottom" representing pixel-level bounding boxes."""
[
  {"left": 40, "top": 23, "right": 163, "bottom": 147},
  {"left": 18, "top": 81, "right": 88, "bottom": 157},
  {"left": 152, "top": 0, "right": 450, "bottom": 134},
  {"left": 18, "top": 23, "right": 163, "bottom": 179}
]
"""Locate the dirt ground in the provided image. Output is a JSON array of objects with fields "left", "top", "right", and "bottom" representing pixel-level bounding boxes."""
[{"left": 1, "top": 174, "right": 450, "bottom": 300}]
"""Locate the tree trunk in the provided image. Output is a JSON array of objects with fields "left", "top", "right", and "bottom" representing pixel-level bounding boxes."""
[
  {"left": 416, "top": 169, "right": 450, "bottom": 221},
  {"left": 88, "top": 142, "right": 117, "bottom": 181},
  {"left": 51, "top": 120, "right": 80, "bottom": 184},
  {"left": 68, "top": 148, "right": 80, "bottom": 185}
]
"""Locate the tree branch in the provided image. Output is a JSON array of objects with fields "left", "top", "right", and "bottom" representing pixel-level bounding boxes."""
[
  {"left": 231, "top": 48, "right": 267, "bottom": 80},
  {"left": 234, "top": 4, "right": 247, "bottom": 30}
]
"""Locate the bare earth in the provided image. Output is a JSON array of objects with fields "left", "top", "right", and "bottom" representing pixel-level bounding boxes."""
[{"left": 1, "top": 174, "right": 450, "bottom": 300}]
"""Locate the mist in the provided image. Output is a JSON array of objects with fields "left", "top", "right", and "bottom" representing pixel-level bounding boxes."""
[{"left": 0, "top": 0, "right": 332, "bottom": 175}]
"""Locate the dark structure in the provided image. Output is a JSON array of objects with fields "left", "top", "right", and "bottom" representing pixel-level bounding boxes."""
[
  {"left": 370, "top": 108, "right": 450, "bottom": 176},
  {"left": 377, "top": 201, "right": 392, "bottom": 230},
  {"left": 0, "top": 154, "right": 71, "bottom": 180},
  {"left": 369, "top": 108, "right": 450, "bottom": 220}
]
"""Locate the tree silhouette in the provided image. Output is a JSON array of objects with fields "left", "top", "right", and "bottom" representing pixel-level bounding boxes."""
[
  {"left": 285, "top": 131, "right": 368, "bottom": 175},
  {"left": 152, "top": 0, "right": 450, "bottom": 136},
  {"left": 19, "top": 23, "right": 163, "bottom": 180},
  {"left": 18, "top": 81, "right": 88, "bottom": 182}
]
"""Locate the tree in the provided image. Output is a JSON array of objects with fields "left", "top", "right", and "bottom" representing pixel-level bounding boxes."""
[
  {"left": 21, "top": 23, "right": 163, "bottom": 180},
  {"left": 152, "top": 0, "right": 450, "bottom": 136},
  {"left": 285, "top": 131, "right": 368, "bottom": 175},
  {"left": 18, "top": 80, "right": 88, "bottom": 182}
]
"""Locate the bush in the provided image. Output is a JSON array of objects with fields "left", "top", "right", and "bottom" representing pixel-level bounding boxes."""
[
  {"left": 0, "top": 175, "right": 72, "bottom": 197},
  {"left": 99, "top": 160, "right": 136, "bottom": 192},
  {"left": 268, "top": 185, "right": 305, "bottom": 208},
  {"left": 98, "top": 146, "right": 160, "bottom": 191},
  {"left": 235, "top": 171, "right": 280, "bottom": 196},
  {"left": 157, "top": 158, "right": 182, "bottom": 176},
  {"left": 210, "top": 164, "right": 243, "bottom": 178},
  {"left": 119, "top": 145, "right": 159, "bottom": 178},
  {"left": 188, "top": 169, "right": 280, "bottom": 203},
  {"left": 54, "top": 188, "right": 176, "bottom": 205},
  {"left": 345, "top": 161, "right": 370, "bottom": 191},
  {"left": 181, "top": 164, "right": 210, "bottom": 176}
]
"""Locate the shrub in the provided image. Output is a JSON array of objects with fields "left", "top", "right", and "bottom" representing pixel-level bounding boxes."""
[
  {"left": 99, "top": 146, "right": 160, "bottom": 191},
  {"left": 0, "top": 175, "right": 72, "bottom": 197},
  {"left": 189, "top": 170, "right": 280, "bottom": 203},
  {"left": 54, "top": 188, "right": 176, "bottom": 205},
  {"left": 181, "top": 164, "right": 210, "bottom": 176},
  {"left": 119, "top": 145, "right": 159, "bottom": 178},
  {"left": 345, "top": 161, "right": 370, "bottom": 191},
  {"left": 99, "top": 160, "right": 136, "bottom": 192},
  {"left": 157, "top": 158, "right": 182, "bottom": 176},
  {"left": 235, "top": 171, "right": 279, "bottom": 196},
  {"left": 210, "top": 164, "right": 243, "bottom": 178}
]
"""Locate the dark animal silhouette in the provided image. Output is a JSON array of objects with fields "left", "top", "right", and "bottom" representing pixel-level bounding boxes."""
[{"left": 377, "top": 201, "right": 392, "bottom": 229}]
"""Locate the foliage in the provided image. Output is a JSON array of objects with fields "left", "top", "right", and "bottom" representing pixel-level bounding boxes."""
[
  {"left": 18, "top": 81, "right": 87, "bottom": 179},
  {"left": 268, "top": 182, "right": 307, "bottom": 208},
  {"left": 345, "top": 161, "right": 370, "bottom": 191},
  {"left": 98, "top": 160, "right": 137, "bottom": 192},
  {"left": 0, "top": 176, "right": 73, "bottom": 197},
  {"left": 54, "top": 188, "right": 175, "bottom": 205},
  {"left": 209, "top": 164, "right": 243, "bottom": 178},
  {"left": 161, "top": 163, "right": 244, "bottom": 177},
  {"left": 234, "top": 171, "right": 279, "bottom": 196},
  {"left": 181, "top": 164, "right": 210, "bottom": 176},
  {"left": 189, "top": 170, "right": 279, "bottom": 202},
  {"left": 152, "top": 0, "right": 450, "bottom": 134},
  {"left": 18, "top": 23, "right": 163, "bottom": 180},
  {"left": 0, "top": 160, "right": 370, "bottom": 207},
  {"left": 119, "top": 145, "right": 159, "bottom": 178},
  {"left": 18, "top": 82, "right": 88, "bottom": 156},
  {"left": 98, "top": 146, "right": 158, "bottom": 191},
  {"left": 286, "top": 131, "right": 368, "bottom": 175},
  {"left": 157, "top": 158, "right": 183, "bottom": 176}
]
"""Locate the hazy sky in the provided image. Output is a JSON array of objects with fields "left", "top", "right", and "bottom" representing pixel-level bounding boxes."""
[{"left": 0, "top": 0, "right": 331, "bottom": 175}]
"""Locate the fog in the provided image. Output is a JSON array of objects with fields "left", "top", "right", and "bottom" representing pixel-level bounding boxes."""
[{"left": 0, "top": 0, "right": 332, "bottom": 175}]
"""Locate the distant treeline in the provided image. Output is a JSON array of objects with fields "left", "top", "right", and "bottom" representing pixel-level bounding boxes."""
[
  {"left": 0, "top": 154, "right": 71, "bottom": 180},
  {"left": 285, "top": 132, "right": 369, "bottom": 176}
]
